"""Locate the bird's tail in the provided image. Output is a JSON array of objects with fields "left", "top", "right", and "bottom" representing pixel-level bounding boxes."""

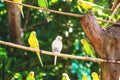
[
  {"left": 36, "top": 52, "right": 44, "bottom": 67},
  {"left": 54, "top": 56, "right": 57, "bottom": 65},
  {"left": 17, "top": 5, "right": 24, "bottom": 18}
]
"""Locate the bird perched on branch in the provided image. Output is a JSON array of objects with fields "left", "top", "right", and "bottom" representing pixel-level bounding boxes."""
[
  {"left": 77, "top": 0, "right": 105, "bottom": 11},
  {"left": 91, "top": 72, "right": 100, "bottom": 80},
  {"left": 13, "top": 0, "right": 24, "bottom": 18},
  {"left": 38, "top": 0, "right": 48, "bottom": 19},
  {"left": 81, "top": 39, "right": 95, "bottom": 57},
  {"left": 62, "top": 73, "right": 70, "bottom": 80},
  {"left": 82, "top": 73, "right": 88, "bottom": 80},
  {"left": 28, "top": 31, "right": 43, "bottom": 67},
  {"left": 52, "top": 36, "right": 63, "bottom": 65},
  {"left": 26, "top": 71, "right": 35, "bottom": 80}
]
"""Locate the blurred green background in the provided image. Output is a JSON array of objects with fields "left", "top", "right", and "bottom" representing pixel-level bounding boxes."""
[{"left": 0, "top": 0, "right": 119, "bottom": 80}]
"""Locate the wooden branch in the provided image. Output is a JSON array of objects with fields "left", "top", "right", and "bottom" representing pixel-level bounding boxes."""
[
  {"left": 104, "top": 3, "right": 120, "bottom": 28},
  {"left": 111, "top": 0, "right": 120, "bottom": 11},
  {"left": 4, "top": 0, "right": 120, "bottom": 25},
  {"left": 0, "top": 40, "right": 120, "bottom": 64}
]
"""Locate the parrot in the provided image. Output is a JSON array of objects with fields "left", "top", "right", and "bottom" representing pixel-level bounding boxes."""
[
  {"left": 80, "top": 39, "right": 95, "bottom": 57},
  {"left": 62, "top": 73, "right": 70, "bottom": 80},
  {"left": 28, "top": 31, "right": 43, "bottom": 67},
  {"left": 38, "top": 0, "right": 48, "bottom": 18},
  {"left": 82, "top": 73, "right": 88, "bottom": 80},
  {"left": 77, "top": 0, "right": 105, "bottom": 11},
  {"left": 91, "top": 72, "right": 100, "bottom": 80},
  {"left": 13, "top": 0, "right": 24, "bottom": 18},
  {"left": 26, "top": 71, "right": 35, "bottom": 80},
  {"left": 52, "top": 36, "right": 63, "bottom": 65}
]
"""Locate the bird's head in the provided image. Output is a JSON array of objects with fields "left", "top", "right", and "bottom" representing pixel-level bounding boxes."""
[
  {"left": 56, "top": 36, "right": 62, "bottom": 41},
  {"left": 81, "top": 39, "right": 87, "bottom": 44},
  {"left": 92, "top": 72, "right": 98, "bottom": 77},
  {"left": 28, "top": 71, "right": 34, "bottom": 77},
  {"left": 62, "top": 73, "right": 68, "bottom": 79},
  {"left": 82, "top": 73, "right": 87, "bottom": 78},
  {"left": 77, "top": 0, "right": 83, "bottom": 5},
  {"left": 30, "top": 31, "right": 36, "bottom": 36}
]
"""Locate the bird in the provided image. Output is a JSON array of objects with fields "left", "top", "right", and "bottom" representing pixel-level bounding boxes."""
[
  {"left": 52, "top": 36, "right": 63, "bottom": 65},
  {"left": 91, "top": 72, "right": 100, "bottom": 80},
  {"left": 77, "top": 0, "right": 105, "bottom": 11},
  {"left": 26, "top": 71, "right": 35, "bottom": 80},
  {"left": 28, "top": 31, "right": 43, "bottom": 67},
  {"left": 81, "top": 39, "right": 95, "bottom": 57},
  {"left": 62, "top": 73, "right": 70, "bottom": 80},
  {"left": 38, "top": 0, "right": 48, "bottom": 19},
  {"left": 82, "top": 73, "right": 88, "bottom": 80},
  {"left": 13, "top": 0, "right": 24, "bottom": 18},
  {"left": 77, "top": 0, "right": 92, "bottom": 11}
]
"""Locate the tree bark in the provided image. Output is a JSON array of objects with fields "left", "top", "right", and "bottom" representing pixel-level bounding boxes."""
[
  {"left": 8, "top": 2, "right": 23, "bottom": 45},
  {"left": 80, "top": 11, "right": 120, "bottom": 80}
]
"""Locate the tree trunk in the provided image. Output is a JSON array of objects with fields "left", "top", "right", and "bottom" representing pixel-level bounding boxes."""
[
  {"left": 8, "top": 2, "right": 23, "bottom": 45},
  {"left": 80, "top": 11, "right": 120, "bottom": 80}
]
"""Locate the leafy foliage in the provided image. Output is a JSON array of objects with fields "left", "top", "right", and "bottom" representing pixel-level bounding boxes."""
[{"left": 0, "top": 0, "right": 119, "bottom": 80}]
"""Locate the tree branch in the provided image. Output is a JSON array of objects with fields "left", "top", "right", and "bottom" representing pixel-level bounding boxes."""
[
  {"left": 0, "top": 40, "right": 120, "bottom": 64},
  {"left": 4, "top": 0, "right": 120, "bottom": 25},
  {"left": 104, "top": 3, "right": 120, "bottom": 28},
  {"left": 111, "top": 0, "right": 120, "bottom": 11}
]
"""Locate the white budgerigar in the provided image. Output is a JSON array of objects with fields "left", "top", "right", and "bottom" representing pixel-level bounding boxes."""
[{"left": 52, "top": 36, "right": 63, "bottom": 65}]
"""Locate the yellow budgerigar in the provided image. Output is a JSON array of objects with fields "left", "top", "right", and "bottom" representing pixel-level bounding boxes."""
[
  {"left": 28, "top": 31, "right": 43, "bottom": 67},
  {"left": 77, "top": 0, "right": 104, "bottom": 11},
  {"left": 13, "top": 0, "right": 24, "bottom": 18},
  {"left": 91, "top": 72, "right": 100, "bottom": 80},
  {"left": 77, "top": 0, "right": 92, "bottom": 11},
  {"left": 81, "top": 39, "right": 95, "bottom": 57},
  {"left": 62, "top": 73, "right": 70, "bottom": 80},
  {"left": 26, "top": 71, "right": 35, "bottom": 80}
]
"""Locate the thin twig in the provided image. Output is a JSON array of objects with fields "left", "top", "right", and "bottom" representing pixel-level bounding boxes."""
[
  {"left": 0, "top": 40, "right": 120, "bottom": 64},
  {"left": 4, "top": 0, "right": 120, "bottom": 25},
  {"left": 104, "top": 3, "right": 120, "bottom": 28},
  {"left": 111, "top": 0, "right": 120, "bottom": 11}
]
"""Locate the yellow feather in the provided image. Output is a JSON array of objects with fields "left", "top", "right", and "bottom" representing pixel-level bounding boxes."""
[
  {"left": 77, "top": 0, "right": 92, "bottom": 11},
  {"left": 13, "top": 0, "right": 24, "bottom": 18},
  {"left": 26, "top": 71, "right": 35, "bottom": 80},
  {"left": 28, "top": 31, "right": 43, "bottom": 67},
  {"left": 92, "top": 72, "right": 100, "bottom": 80},
  {"left": 81, "top": 39, "right": 95, "bottom": 57}
]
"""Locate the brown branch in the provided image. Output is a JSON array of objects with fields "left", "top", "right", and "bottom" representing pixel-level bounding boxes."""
[
  {"left": 0, "top": 40, "right": 120, "bottom": 64},
  {"left": 4, "top": 0, "right": 120, "bottom": 25},
  {"left": 111, "top": 0, "right": 120, "bottom": 11},
  {"left": 104, "top": 3, "right": 120, "bottom": 28}
]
